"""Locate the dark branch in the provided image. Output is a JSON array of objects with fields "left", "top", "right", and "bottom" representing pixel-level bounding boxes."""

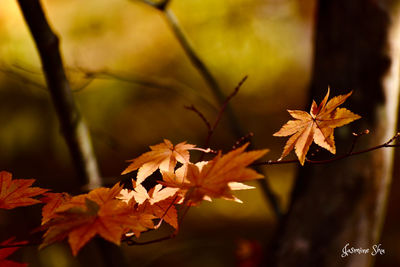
[
  {"left": 348, "top": 129, "right": 370, "bottom": 154},
  {"left": 17, "top": 0, "right": 101, "bottom": 189},
  {"left": 196, "top": 76, "right": 247, "bottom": 161},
  {"left": 184, "top": 105, "right": 212, "bottom": 132},
  {"left": 136, "top": 0, "right": 170, "bottom": 10},
  {"left": 208, "top": 75, "right": 248, "bottom": 147},
  {"left": 124, "top": 234, "right": 175, "bottom": 246},
  {"left": 77, "top": 68, "right": 217, "bottom": 111},
  {"left": 253, "top": 132, "right": 400, "bottom": 166},
  {"left": 0, "top": 66, "right": 46, "bottom": 90},
  {"left": 233, "top": 132, "right": 255, "bottom": 149},
  {"left": 162, "top": 8, "right": 245, "bottom": 139},
  {"left": 130, "top": 0, "right": 282, "bottom": 219}
]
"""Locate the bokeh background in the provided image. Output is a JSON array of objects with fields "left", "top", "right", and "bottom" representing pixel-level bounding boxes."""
[{"left": 0, "top": 0, "right": 398, "bottom": 266}]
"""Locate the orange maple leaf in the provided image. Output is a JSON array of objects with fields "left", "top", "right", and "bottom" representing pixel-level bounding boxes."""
[
  {"left": 40, "top": 183, "right": 155, "bottom": 256},
  {"left": 119, "top": 182, "right": 179, "bottom": 205},
  {"left": 161, "top": 144, "right": 268, "bottom": 204},
  {"left": 41, "top": 192, "right": 72, "bottom": 225},
  {"left": 147, "top": 197, "right": 178, "bottom": 229},
  {"left": 0, "top": 171, "right": 48, "bottom": 210},
  {"left": 0, "top": 237, "right": 28, "bottom": 267},
  {"left": 119, "top": 183, "right": 179, "bottom": 229},
  {"left": 122, "top": 139, "right": 197, "bottom": 184},
  {"left": 273, "top": 88, "right": 361, "bottom": 165}
]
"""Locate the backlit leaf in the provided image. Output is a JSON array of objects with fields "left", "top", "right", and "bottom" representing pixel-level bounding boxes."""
[
  {"left": 273, "top": 88, "right": 361, "bottom": 165},
  {"left": 0, "top": 171, "right": 48, "bottom": 210},
  {"left": 122, "top": 139, "right": 197, "bottom": 184},
  {"left": 40, "top": 183, "right": 155, "bottom": 256},
  {"left": 161, "top": 144, "right": 268, "bottom": 204}
]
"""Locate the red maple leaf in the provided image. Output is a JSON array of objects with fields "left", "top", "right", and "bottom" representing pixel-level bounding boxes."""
[
  {"left": 0, "top": 237, "right": 28, "bottom": 267},
  {"left": 0, "top": 171, "right": 48, "bottom": 210}
]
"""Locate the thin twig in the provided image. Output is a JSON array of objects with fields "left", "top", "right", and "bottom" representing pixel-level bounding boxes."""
[
  {"left": 78, "top": 68, "right": 217, "bottom": 112},
  {"left": 17, "top": 0, "right": 101, "bottom": 189},
  {"left": 206, "top": 76, "right": 248, "bottom": 147},
  {"left": 184, "top": 105, "right": 212, "bottom": 131},
  {"left": 124, "top": 234, "right": 175, "bottom": 246},
  {"left": 253, "top": 132, "right": 400, "bottom": 166},
  {"left": 131, "top": 0, "right": 282, "bottom": 219},
  {"left": 0, "top": 66, "right": 46, "bottom": 90},
  {"left": 186, "top": 76, "right": 248, "bottom": 151},
  {"left": 177, "top": 205, "right": 191, "bottom": 228},
  {"left": 1, "top": 63, "right": 94, "bottom": 93},
  {"left": 348, "top": 129, "right": 370, "bottom": 154},
  {"left": 162, "top": 8, "right": 244, "bottom": 138},
  {"left": 160, "top": 7, "right": 283, "bottom": 218},
  {"left": 233, "top": 132, "right": 255, "bottom": 149},
  {"left": 197, "top": 76, "right": 247, "bottom": 161}
]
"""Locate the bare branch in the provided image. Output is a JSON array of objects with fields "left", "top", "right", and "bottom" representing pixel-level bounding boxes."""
[
  {"left": 253, "top": 132, "right": 400, "bottom": 166},
  {"left": 123, "top": 234, "right": 175, "bottom": 246},
  {"left": 0, "top": 63, "right": 94, "bottom": 93},
  {"left": 348, "top": 129, "right": 370, "bottom": 154},
  {"left": 193, "top": 76, "right": 247, "bottom": 161},
  {"left": 17, "top": 0, "right": 101, "bottom": 189},
  {"left": 0, "top": 65, "right": 46, "bottom": 90},
  {"left": 208, "top": 75, "right": 248, "bottom": 145},
  {"left": 129, "top": 0, "right": 282, "bottom": 218},
  {"left": 232, "top": 132, "right": 255, "bottom": 149},
  {"left": 184, "top": 104, "right": 212, "bottom": 131},
  {"left": 136, "top": 0, "right": 171, "bottom": 10},
  {"left": 77, "top": 68, "right": 217, "bottom": 111}
]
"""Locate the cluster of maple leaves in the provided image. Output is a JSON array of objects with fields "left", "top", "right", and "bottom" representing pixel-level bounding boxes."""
[
  {"left": 0, "top": 142, "right": 268, "bottom": 260},
  {"left": 0, "top": 89, "right": 360, "bottom": 263}
]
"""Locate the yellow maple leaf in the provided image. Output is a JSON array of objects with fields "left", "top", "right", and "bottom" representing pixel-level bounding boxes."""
[
  {"left": 121, "top": 139, "right": 197, "bottom": 184},
  {"left": 273, "top": 88, "right": 361, "bottom": 165}
]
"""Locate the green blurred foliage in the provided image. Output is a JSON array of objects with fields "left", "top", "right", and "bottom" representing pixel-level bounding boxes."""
[{"left": 0, "top": 0, "right": 315, "bottom": 266}]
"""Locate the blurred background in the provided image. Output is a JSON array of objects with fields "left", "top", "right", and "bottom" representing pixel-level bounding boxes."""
[{"left": 0, "top": 0, "right": 398, "bottom": 266}]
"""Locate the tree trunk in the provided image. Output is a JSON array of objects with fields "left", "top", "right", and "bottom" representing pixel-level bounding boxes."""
[{"left": 268, "top": 1, "right": 400, "bottom": 266}]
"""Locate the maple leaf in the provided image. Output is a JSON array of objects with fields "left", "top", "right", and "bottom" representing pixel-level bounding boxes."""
[
  {"left": 41, "top": 192, "right": 71, "bottom": 225},
  {"left": 122, "top": 139, "right": 197, "bottom": 184},
  {"left": 273, "top": 88, "right": 361, "bottom": 165},
  {"left": 0, "top": 171, "right": 48, "bottom": 210},
  {"left": 0, "top": 237, "right": 28, "bottom": 267},
  {"left": 161, "top": 144, "right": 268, "bottom": 204},
  {"left": 147, "top": 198, "right": 178, "bottom": 229},
  {"left": 119, "top": 183, "right": 179, "bottom": 229},
  {"left": 40, "top": 183, "right": 155, "bottom": 256},
  {"left": 119, "top": 182, "right": 179, "bottom": 205}
]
